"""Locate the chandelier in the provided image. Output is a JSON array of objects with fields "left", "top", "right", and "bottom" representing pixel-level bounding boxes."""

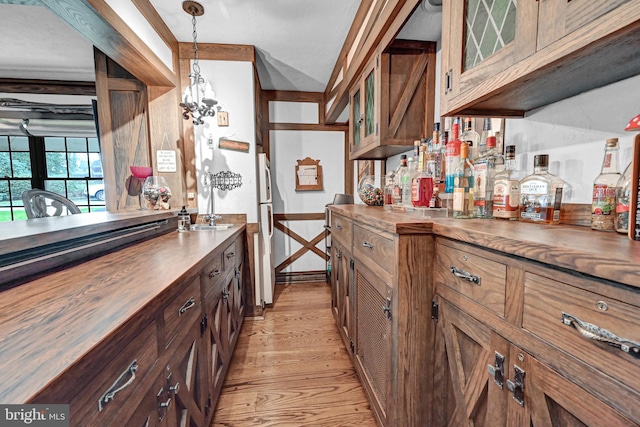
[{"left": 179, "top": 1, "right": 218, "bottom": 126}]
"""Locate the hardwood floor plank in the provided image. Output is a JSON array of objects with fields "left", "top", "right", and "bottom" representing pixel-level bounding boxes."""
[{"left": 212, "top": 282, "right": 378, "bottom": 426}]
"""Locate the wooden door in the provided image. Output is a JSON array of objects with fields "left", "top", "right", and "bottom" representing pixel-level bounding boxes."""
[
  {"left": 433, "top": 297, "right": 509, "bottom": 426},
  {"left": 349, "top": 81, "right": 363, "bottom": 155},
  {"left": 163, "top": 328, "right": 206, "bottom": 427},
  {"left": 330, "top": 242, "right": 341, "bottom": 323},
  {"left": 338, "top": 246, "right": 354, "bottom": 356},
  {"left": 203, "top": 280, "right": 227, "bottom": 421},
  {"left": 231, "top": 265, "right": 245, "bottom": 340},
  {"left": 440, "top": 0, "right": 538, "bottom": 116},
  {"left": 221, "top": 270, "right": 237, "bottom": 363},
  {"left": 354, "top": 263, "right": 391, "bottom": 425},
  {"left": 536, "top": 0, "right": 632, "bottom": 50},
  {"left": 361, "top": 54, "right": 379, "bottom": 149}
]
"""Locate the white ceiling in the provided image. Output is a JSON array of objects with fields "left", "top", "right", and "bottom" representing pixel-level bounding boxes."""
[{"left": 0, "top": 1, "right": 441, "bottom": 93}]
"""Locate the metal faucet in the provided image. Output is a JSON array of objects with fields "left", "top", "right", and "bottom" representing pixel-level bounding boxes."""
[{"left": 203, "top": 213, "right": 222, "bottom": 226}]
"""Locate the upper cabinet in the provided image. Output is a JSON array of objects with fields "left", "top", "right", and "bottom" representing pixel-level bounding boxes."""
[
  {"left": 440, "top": 0, "right": 640, "bottom": 117},
  {"left": 349, "top": 40, "right": 436, "bottom": 160}
]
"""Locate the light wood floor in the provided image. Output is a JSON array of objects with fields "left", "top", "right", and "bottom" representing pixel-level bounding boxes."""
[{"left": 211, "top": 281, "right": 378, "bottom": 427}]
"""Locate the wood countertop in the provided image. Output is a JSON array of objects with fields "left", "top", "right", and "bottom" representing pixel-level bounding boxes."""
[
  {"left": 329, "top": 205, "right": 640, "bottom": 290},
  {"left": 0, "top": 224, "right": 244, "bottom": 404}
]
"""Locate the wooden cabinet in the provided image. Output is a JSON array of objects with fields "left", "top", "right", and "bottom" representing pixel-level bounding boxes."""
[
  {"left": 349, "top": 40, "right": 436, "bottom": 160},
  {"left": 24, "top": 230, "right": 247, "bottom": 427},
  {"left": 329, "top": 209, "right": 435, "bottom": 426},
  {"left": 440, "top": 0, "right": 640, "bottom": 116},
  {"left": 433, "top": 237, "right": 640, "bottom": 426}
]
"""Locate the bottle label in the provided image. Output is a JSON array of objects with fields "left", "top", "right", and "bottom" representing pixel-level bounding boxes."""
[
  {"left": 592, "top": 184, "right": 615, "bottom": 215},
  {"left": 473, "top": 163, "right": 488, "bottom": 199},
  {"left": 453, "top": 188, "right": 464, "bottom": 211},
  {"left": 520, "top": 180, "right": 549, "bottom": 195},
  {"left": 493, "top": 179, "right": 520, "bottom": 218}
]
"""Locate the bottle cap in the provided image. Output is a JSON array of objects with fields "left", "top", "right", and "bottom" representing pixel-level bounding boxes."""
[
  {"left": 606, "top": 138, "right": 619, "bottom": 146},
  {"left": 505, "top": 145, "right": 516, "bottom": 158},
  {"left": 460, "top": 142, "right": 469, "bottom": 158},
  {"left": 401, "top": 154, "right": 407, "bottom": 159},
  {"left": 486, "top": 136, "right": 497, "bottom": 147},
  {"left": 534, "top": 154, "right": 549, "bottom": 168},
  {"left": 433, "top": 122, "right": 440, "bottom": 131}
]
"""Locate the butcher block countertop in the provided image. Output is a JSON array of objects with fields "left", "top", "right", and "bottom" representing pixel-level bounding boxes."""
[
  {"left": 330, "top": 205, "right": 640, "bottom": 290},
  {"left": 0, "top": 218, "right": 244, "bottom": 404}
]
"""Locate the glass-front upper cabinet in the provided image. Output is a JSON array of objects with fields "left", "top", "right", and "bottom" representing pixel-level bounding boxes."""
[
  {"left": 441, "top": 0, "right": 537, "bottom": 116},
  {"left": 440, "top": 0, "right": 639, "bottom": 117},
  {"left": 349, "top": 54, "right": 379, "bottom": 157}
]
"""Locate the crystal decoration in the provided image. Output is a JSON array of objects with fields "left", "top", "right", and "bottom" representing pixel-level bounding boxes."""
[{"left": 179, "top": 1, "right": 218, "bottom": 126}]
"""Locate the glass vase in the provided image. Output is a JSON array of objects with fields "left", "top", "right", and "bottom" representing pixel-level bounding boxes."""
[{"left": 143, "top": 176, "right": 172, "bottom": 210}]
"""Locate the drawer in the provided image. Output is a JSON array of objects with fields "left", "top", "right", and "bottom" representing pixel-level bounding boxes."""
[
  {"left": 523, "top": 273, "right": 640, "bottom": 396},
  {"left": 353, "top": 224, "right": 395, "bottom": 280},
  {"left": 70, "top": 321, "right": 158, "bottom": 426},
  {"left": 331, "top": 214, "right": 352, "bottom": 246},
  {"left": 435, "top": 241, "right": 506, "bottom": 317},
  {"left": 234, "top": 236, "right": 244, "bottom": 266},
  {"left": 223, "top": 240, "right": 237, "bottom": 275},
  {"left": 163, "top": 277, "right": 201, "bottom": 348},
  {"left": 203, "top": 251, "right": 224, "bottom": 299}
]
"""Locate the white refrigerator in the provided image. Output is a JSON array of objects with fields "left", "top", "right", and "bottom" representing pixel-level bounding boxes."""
[{"left": 256, "top": 153, "right": 275, "bottom": 305}]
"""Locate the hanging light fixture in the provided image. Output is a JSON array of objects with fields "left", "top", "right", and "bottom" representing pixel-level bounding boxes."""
[{"left": 179, "top": 1, "right": 218, "bottom": 126}]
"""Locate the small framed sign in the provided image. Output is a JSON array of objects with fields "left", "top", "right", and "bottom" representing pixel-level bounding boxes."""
[
  {"left": 156, "top": 150, "right": 177, "bottom": 172},
  {"left": 219, "top": 137, "right": 250, "bottom": 153}
]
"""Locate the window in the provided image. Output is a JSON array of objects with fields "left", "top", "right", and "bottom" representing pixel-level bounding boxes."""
[{"left": 0, "top": 135, "right": 105, "bottom": 222}]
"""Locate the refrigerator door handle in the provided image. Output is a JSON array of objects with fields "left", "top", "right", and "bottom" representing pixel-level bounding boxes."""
[
  {"left": 264, "top": 165, "right": 272, "bottom": 203},
  {"left": 268, "top": 205, "right": 274, "bottom": 239}
]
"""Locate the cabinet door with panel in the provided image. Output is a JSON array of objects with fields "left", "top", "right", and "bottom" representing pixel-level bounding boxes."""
[
  {"left": 440, "top": 0, "right": 640, "bottom": 116},
  {"left": 349, "top": 53, "right": 379, "bottom": 157},
  {"left": 331, "top": 239, "right": 355, "bottom": 356},
  {"left": 353, "top": 261, "right": 392, "bottom": 426},
  {"left": 434, "top": 297, "right": 638, "bottom": 427},
  {"left": 202, "top": 274, "right": 227, "bottom": 422}
]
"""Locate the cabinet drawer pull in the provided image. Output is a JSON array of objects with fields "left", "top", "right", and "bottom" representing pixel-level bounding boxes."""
[
  {"left": 209, "top": 268, "right": 221, "bottom": 279},
  {"left": 561, "top": 312, "right": 640, "bottom": 358},
  {"left": 178, "top": 297, "right": 196, "bottom": 316},
  {"left": 98, "top": 359, "right": 138, "bottom": 412},
  {"left": 167, "top": 373, "right": 180, "bottom": 396},
  {"left": 450, "top": 266, "right": 481, "bottom": 285},
  {"left": 226, "top": 251, "right": 235, "bottom": 259},
  {"left": 363, "top": 241, "right": 374, "bottom": 249}
]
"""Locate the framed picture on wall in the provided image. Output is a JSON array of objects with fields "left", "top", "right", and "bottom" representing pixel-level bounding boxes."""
[{"left": 357, "top": 160, "right": 374, "bottom": 183}]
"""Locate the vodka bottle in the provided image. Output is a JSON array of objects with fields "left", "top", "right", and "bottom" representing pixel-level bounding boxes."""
[
  {"left": 493, "top": 145, "right": 521, "bottom": 220},
  {"left": 402, "top": 157, "right": 418, "bottom": 208},
  {"left": 473, "top": 136, "right": 504, "bottom": 218},
  {"left": 591, "top": 138, "right": 621, "bottom": 231},
  {"left": 519, "top": 154, "right": 564, "bottom": 224},
  {"left": 478, "top": 118, "right": 493, "bottom": 159},
  {"left": 461, "top": 117, "right": 480, "bottom": 161},
  {"left": 453, "top": 142, "right": 474, "bottom": 218},
  {"left": 393, "top": 155, "right": 408, "bottom": 206},
  {"left": 445, "top": 119, "right": 461, "bottom": 193}
]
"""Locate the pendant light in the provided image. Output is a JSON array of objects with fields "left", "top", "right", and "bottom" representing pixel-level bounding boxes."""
[{"left": 179, "top": 1, "right": 218, "bottom": 126}]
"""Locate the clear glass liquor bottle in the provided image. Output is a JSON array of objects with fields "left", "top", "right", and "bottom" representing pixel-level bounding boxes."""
[
  {"left": 473, "top": 136, "right": 504, "bottom": 218},
  {"left": 461, "top": 117, "right": 480, "bottom": 161},
  {"left": 591, "top": 138, "right": 621, "bottom": 231},
  {"left": 393, "top": 155, "right": 408, "bottom": 206},
  {"left": 478, "top": 118, "right": 494, "bottom": 159},
  {"left": 519, "top": 154, "right": 564, "bottom": 225},
  {"left": 615, "top": 161, "right": 632, "bottom": 234},
  {"left": 493, "top": 145, "right": 521, "bottom": 220},
  {"left": 453, "top": 142, "right": 474, "bottom": 218},
  {"left": 402, "top": 157, "right": 418, "bottom": 208}
]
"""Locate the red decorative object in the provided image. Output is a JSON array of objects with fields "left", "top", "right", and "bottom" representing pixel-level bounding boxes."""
[
  {"left": 130, "top": 166, "right": 153, "bottom": 179},
  {"left": 625, "top": 113, "right": 640, "bottom": 132}
]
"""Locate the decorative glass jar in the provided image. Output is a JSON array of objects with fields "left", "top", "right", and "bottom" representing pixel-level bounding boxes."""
[{"left": 143, "top": 176, "right": 172, "bottom": 210}]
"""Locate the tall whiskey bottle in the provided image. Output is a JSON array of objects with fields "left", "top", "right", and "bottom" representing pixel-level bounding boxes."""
[
  {"left": 591, "top": 138, "right": 621, "bottom": 231},
  {"left": 519, "top": 154, "right": 564, "bottom": 224}
]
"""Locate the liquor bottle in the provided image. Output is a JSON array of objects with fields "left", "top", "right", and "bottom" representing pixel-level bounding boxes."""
[
  {"left": 615, "top": 161, "right": 632, "bottom": 234},
  {"left": 384, "top": 171, "right": 396, "bottom": 212},
  {"left": 402, "top": 157, "right": 418, "bottom": 208},
  {"left": 493, "top": 145, "right": 521, "bottom": 220},
  {"left": 592, "top": 138, "right": 621, "bottom": 231},
  {"left": 412, "top": 147, "right": 433, "bottom": 207},
  {"left": 453, "top": 142, "right": 474, "bottom": 218},
  {"left": 438, "top": 128, "right": 448, "bottom": 192},
  {"left": 473, "top": 136, "right": 504, "bottom": 218},
  {"left": 445, "top": 119, "right": 462, "bottom": 193},
  {"left": 519, "top": 154, "right": 564, "bottom": 224},
  {"left": 461, "top": 117, "right": 480, "bottom": 160},
  {"left": 428, "top": 123, "right": 441, "bottom": 181},
  {"left": 478, "top": 118, "right": 493, "bottom": 159},
  {"left": 393, "top": 155, "right": 408, "bottom": 206}
]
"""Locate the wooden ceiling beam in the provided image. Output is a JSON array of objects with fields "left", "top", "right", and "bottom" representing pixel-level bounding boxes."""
[{"left": 0, "top": 79, "right": 96, "bottom": 96}]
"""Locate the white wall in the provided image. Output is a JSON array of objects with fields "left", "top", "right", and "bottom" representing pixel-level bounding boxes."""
[
  {"left": 193, "top": 60, "right": 258, "bottom": 223},
  {"left": 270, "top": 125, "right": 345, "bottom": 273},
  {"left": 504, "top": 74, "right": 639, "bottom": 203}
]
